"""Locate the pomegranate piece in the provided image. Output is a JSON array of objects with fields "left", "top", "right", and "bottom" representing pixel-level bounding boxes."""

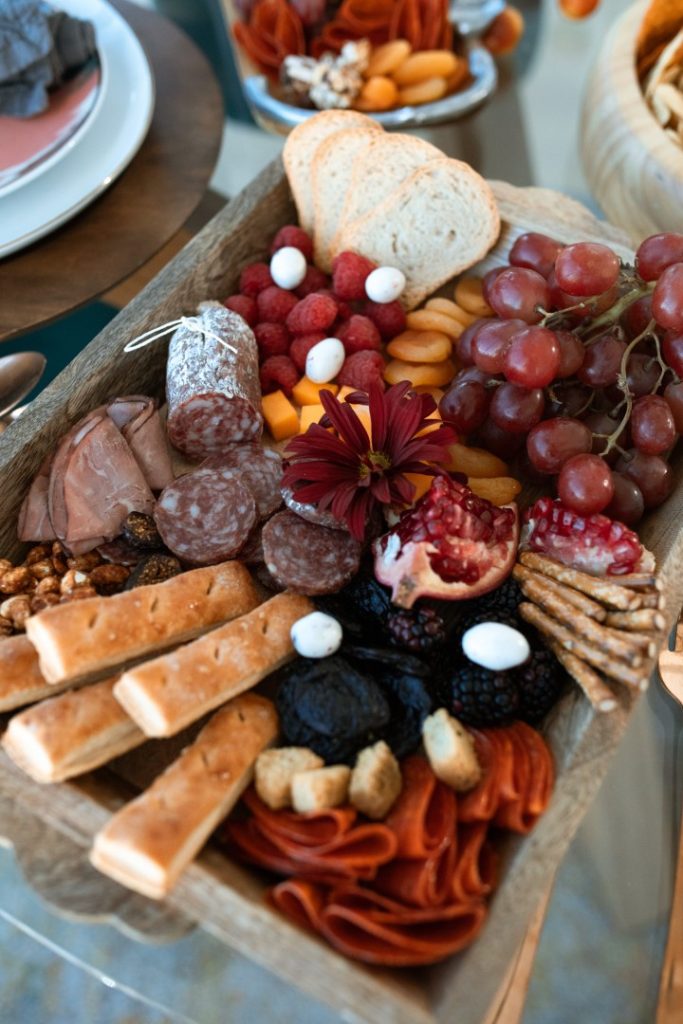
[
  {"left": 521, "top": 497, "right": 644, "bottom": 576},
  {"left": 373, "top": 475, "right": 519, "bottom": 608}
]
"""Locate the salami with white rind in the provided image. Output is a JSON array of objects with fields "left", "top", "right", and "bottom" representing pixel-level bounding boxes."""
[
  {"left": 262, "top": 511, "right": 361, "bottom": 595},
  {"left": 281, "top": 486, "right": 348, "bottom": 531},
  {"left": 154, "top": 470, "right": 256, "bottom": 565},
  {"left": 200, "top": 445, "right": 283, "bottom": 520},
  {"left": 166, "top": 307, "right": 263, "bottom": 459}
]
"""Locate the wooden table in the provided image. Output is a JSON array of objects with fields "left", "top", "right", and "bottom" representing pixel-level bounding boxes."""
[{"left": 0, "top": 0, "right": 224, "bottom": 344}]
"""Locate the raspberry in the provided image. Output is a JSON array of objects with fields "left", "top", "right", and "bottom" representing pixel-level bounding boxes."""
[
  {"left": 362, "top": 299, "right": 407, "bottom": 340},
  {"left": 257, "top": 286, "right": 299, "bottom": 324},
  {"left": 289, "top": 332, "right": 326, "bottom": 372},
  {"left": 318, "top": 288, "right": 352, "bottom": 322},
  {"left": 260, "top": 355, "right": 299, "bottom": 396},
  {"left": 254, "top": 322, "right": 290, "bottom": 358},
  {"left": 286, "top": 292, "right": 338, "bottom": 335},
  {"left": 295, "top": 265, "right": 330, "bottom": 298},
  {"left": 336, "top": 315, "right": 382, "bottom": 355},
  {"left": 338, "top": 350, "right": 386, "bottom": 391},
  {"left": 270, "top": 225, "right": 314, "bottom": 262},
  {"left": 239, "top": 262, "right": 274, "bottom": 297},
  {"left": 332, "top": 251, "right": 376, "bottom": 301},
  {"left": 223, "top": 294, "right": 258, "bottom": 327}
]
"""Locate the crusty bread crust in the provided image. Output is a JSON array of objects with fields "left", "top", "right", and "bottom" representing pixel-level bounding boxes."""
[
  {"left": 89, "top": 693, "right": 278, "bottom": 899},
  {"left": 0, "top": 635, "right": 58, "bottom": 712},
  {"left": 25, "top": 562, "right": 261, "bottom": 686},
  {"left": 113, "top": 591, "right": 312, "bottom": 737}
]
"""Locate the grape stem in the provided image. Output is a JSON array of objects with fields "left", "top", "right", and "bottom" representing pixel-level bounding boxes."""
[
  {"left": 599, "top": 318, "right": 657, "bottom": 456},
  {"left": 580, "top": 282, "right": 655, "bottom": 339}
]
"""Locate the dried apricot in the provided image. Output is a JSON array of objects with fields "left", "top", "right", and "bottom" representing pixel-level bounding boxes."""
[
  {"left": 393, "top": 51, "right": 458, "bottom": 86},
  {"left": 406, "top": 309, "right": 464, "bottom": 338},
  {"left": 445, "top": 443, "right": 509, "bottom": 478},
  {"left": 445, "top": 57, "right": 470, "bottom": 94},
  {"left": 354, "top": 76, "right": 399, "bottom": 111},
  {"left": 386, "top": 330, "right": 452, "bottom": 363},
  {"left": 398, "top": 76, "right": 448, "bottom": 106},
  {"left": 483, "top": 6, "right": 524, "bottom": 56},
  {"left": 384, "top": 359, "right": 457, "bottom": 387},
  {"left": 414, "top": 386, "right": 445, "bottom": 402},
  {"left": 366, "top": 39, "right": 412, "bottom": 77},
  {"left": 467, "top": 476, "right": 522, "bottom": 504},
  {"left": 424, "top": 298, "right": 477, "bottom": 326},
  {"left": 454, "top": 277, "right": 494, "bottom": 318}
]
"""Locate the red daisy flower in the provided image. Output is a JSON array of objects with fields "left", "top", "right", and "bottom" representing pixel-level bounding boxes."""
[{"left": 282, "top": 381, "right": 456, "bottom": 540}]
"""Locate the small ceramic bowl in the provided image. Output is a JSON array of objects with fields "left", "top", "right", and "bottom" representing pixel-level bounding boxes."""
[{"left": 580, "top": 0, "right": 683, "bottom": 242}]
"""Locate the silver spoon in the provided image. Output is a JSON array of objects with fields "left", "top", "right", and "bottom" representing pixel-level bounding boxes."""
[{"left": 0, "top": 351, "right": 46, "bottom": 419}]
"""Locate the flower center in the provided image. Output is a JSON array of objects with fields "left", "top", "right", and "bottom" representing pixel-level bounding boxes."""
[{"left": 359, "top": 450, "right": 392, "bottom": 478}]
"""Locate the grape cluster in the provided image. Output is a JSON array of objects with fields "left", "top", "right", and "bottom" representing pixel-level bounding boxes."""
[{"left": 439, "top": 232, "right": 683, "bottom": 526}]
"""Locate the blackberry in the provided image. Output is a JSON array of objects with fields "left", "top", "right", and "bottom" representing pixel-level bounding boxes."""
[
  {"left": 386, "top": 607, "right": 446, "bottom": 654},
  {"left": 514, "top": 648, "right": 567, "bottom": 724},
  {"left": 439, "top": 661, "right": 519, "bottom": 727},
  {"left": 316, "top": 570, "right": 392, "bottom": 642},
  {"left": 471, "top": 577, "right": 523, "bottom": 619}
]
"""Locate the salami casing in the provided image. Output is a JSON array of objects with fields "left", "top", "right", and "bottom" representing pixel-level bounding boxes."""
[
  {"left": 281, "top": 486, "right": 348, "bottom": 531},
  {"left": 262, "top": 511, "right": 361, "bottom": 595}
]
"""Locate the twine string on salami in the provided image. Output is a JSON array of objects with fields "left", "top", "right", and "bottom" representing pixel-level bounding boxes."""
[{"left": 123, "top": 317, "right": 238, "bottom": 355}]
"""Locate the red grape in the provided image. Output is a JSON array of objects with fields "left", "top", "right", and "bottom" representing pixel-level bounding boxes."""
[
  {"left": 635, "top": 233, "right": 683, "bottom": 281},
  {"left": 503, "top": 326, "right": 561, "bottom": 387},
  {"left": 616, "top": 449, "right": 672, "bottom": 508},
  {"left": 555, "top": 243, "right": 620, "bottom": 297},
  {"left": 652, "top": 263, "right": 683, "bottom": 332},
  {"left": 582, "top": 409, "right": 625, "bottom": 465},
  {"left": 577, "top": 334, "right": 626, "bottom": 388},
  {"left": 456, "top": 365, "right": 492, "bottom": 385},
  {"left": 547, "top": 382, "right": 592, "bottom": 418},
  {"left": 662, "top": 333, "right": 683, "bottom": 376},
  {"left": 509, "top": 232, "right": 564, "bottom": 278},
  {"left": 457, "top": 319, "right": 489, "bottom": 366},
  {"left": 472, "top": 318, "right": 525, "bottom": 373},
  {"left": 555, "top": 330, "right": 585, "bottom": 377},
  {"left": 630, "top": 394, "right": 677, "bottom": 454},
  {"left": 526, "top": 417, "right": 592, "bottom": 474},
  {"left": 473, "top": 418, "right": 525, "bottom": 459},
  {"left": 604, "top": 472, "right": 645, "bottom": 526},
  {"left": 664, "top": 380, "right": 683, "bottom": 432},
  {"left": 482, "top": 267, "right": 505, "bottom": 306},
  {"left": 489, "top": 383, "right": 545, "bottom": 433},
  {"left": 548, "top": 271, "right": 619, "bottom": 320},
  {"left": 488, "top": 268, "right": 550, "bottom": 324},
  {"left": 620, "top": 353, "right": 660, "bottom": 397},
  {"left": 439, "top": 381, "right": 490, "bottom": 433},
  {"left": 621, "top": 294, "right": 653, "bottom": 338},
  {"left": 557, "top": 454, "right": 614, "bottom": 515}
]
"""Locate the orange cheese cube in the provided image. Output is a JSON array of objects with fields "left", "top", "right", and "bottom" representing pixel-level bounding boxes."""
[
  {"left": 350, "top": 404, "right": 372, "bottom": 436},
  {"left": 262, "top": 390, "right": 299, "bottom": 441},
  {"left": 299, "top": 404, "right": 327, "bottom": 433},
  {"left": 292, "top": 377, "right": 339, "bottom": 406},
  {"left": 337, "top": 386, "right": 356, "bottom": 402},
  {"left": 404, "top": 473, "right": 434, "bottom": 502}
]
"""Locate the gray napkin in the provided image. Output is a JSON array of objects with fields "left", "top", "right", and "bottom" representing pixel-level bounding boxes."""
[{"left": 0, "top": 0, "right": 96, "bottom": 118}]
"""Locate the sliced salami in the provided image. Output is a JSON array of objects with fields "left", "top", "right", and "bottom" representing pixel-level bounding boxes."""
[
  {"left": 239, "top": 526, "right": 265, "bottom": 565},
  {"left": 281, "top": 486, "right": 348, "bottom": 532},
  {"left": 154, "top": 469, "right": 256, "bottom": 565},
  {"left": 262, "top": 511, "right": 361, "bottom": 595},
  {"left": 166, "top": 307, "right": 263, "bottom": 459},
  {"left": 200, "top": 445, "right": 283, "bottom": 520}
]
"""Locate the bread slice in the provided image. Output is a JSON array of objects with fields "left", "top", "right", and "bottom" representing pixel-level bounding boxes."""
[
  {"left": 338, "top": 158, "right": 500, "bottom": 309},
  {"left": 282, "top": 110, "right": 381, "bottom": 235},
  {"left": 330, "top": 133, "right": 442, "bottom": 257},
  {"left": 311, "top": 128, "right": 377, "bottom": 272}
]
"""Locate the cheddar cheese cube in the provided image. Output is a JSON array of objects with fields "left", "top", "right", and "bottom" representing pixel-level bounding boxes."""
[
  {"left": 262, "top": 390, "right": 299, "bottom": 441},
  {"left": 292, "top": 377, "right": 339, "bottom": 406}
]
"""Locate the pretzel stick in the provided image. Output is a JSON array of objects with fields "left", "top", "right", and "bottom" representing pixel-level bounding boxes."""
[
  {"left": 608, "top": 573, "right": 662, "bottom": 591},
  {"left": 604, "top": 609, "right": 666, "bottom": 632},
  {"left": 518, "top": 603, "right": 648, "bottom": 690},
  {"left": 512, "top": 564, "right": 606, "bottom": 621},
  {"left": 514, "top": 575, "right": 644, "bottom": 664},
  {"left": 519, "top": 553, "right": 644, "bottom": 611},
  {"left": 547, "top": 640, "right": 617, "bottom": 713},
  {"left": 640, "top": 592, "right": 666, "bottom": 610}
]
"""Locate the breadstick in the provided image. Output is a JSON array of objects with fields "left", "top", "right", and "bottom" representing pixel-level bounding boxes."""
[
  {"left": 114, "top": 592, "right": 312, "bottom": 737},
  {"left": 26, "top": 561, "right": 260, "bottom": 686},
  {"left": 90, "top": 693, "right": 278, "bottom": 899},
  {"left": 518, "top": 553, "right": 643, "bottom": 611},
  {"left": 608, "top": 572, "right": 662, "bottom": 591},
  {"left": 547, "top": 641, "right": 618, "bottom": 713},
  {"left": 512, "top": 564, "right": 607, "bottom": 621},
  {"left": 0, "top": 635, "right": 64, "bottom": 712},
  {"left": 518, "top": 603, "right": 648, "bottom": 690},
  {"left": 2, "top": 677, "right": 144, "bottom": 783},
  {"left": 639, "top": 592, "right": 666, "bottom": 610},
  {"left": 604, "top": 609, "right": 666, "bottom": 632}
]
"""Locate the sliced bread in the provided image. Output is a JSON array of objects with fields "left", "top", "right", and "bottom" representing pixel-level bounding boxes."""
[
  {"left": 283, "top": 110, "right": 382, "bottom": 235},
  {"left": 337, "top": 158, "right": 500, "bottom": 309}
]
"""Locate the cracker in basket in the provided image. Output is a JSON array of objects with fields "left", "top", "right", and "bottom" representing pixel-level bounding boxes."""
[{"left": 637, "top": 0, "right": 683, "bottom": 76}]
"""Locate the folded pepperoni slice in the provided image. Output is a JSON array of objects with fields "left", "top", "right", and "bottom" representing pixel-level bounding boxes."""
[
  {"left": 270, "top": 879, "right": 327, "bottom": 934},
  {"left": 384, "top": 756, "right": 456, "bottom": 858},
  {"left": 494, "top": 722, "right": 554, "bottom": 832},
  {"left": 458, "top": 730, "right": 501, "bottom": 823},
  {"left": 226, "top": 820, "right": 357, "bottom": 884},
  {"left": 256, "top": 818, "right": 397, "bottom": 880},
  {"left": 452, "top": 823, "right": 498, "bottom": 903},
  {"left": 242, "top": 788, "right": 357, "bottom": 846},
  {"left": 374, "top": 840, "right": 457, "bottom": 908}
]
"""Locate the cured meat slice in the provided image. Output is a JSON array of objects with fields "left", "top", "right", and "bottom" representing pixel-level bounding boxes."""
[
  {"left": 166, "top": 307, "right": 263, "bottom": 459},
  {"left": 242, "top": 788, "right": 357, "bottom": 846},
  {"left": 458, "top": 730, "right": 502, "bottom": 824},
  {"left": 281, "top": 486, "right": 348, "bottom": 531},
  {"left": 262, "top": 511, "right": 361, "bottom": 595},
  {"left": 17, "top": 454, "right": 55, "bottom": 542},
  {"left": 154, "top": 469, "right": 256, "bottom": 565},
  {"left": 107, "top": 396, "right": 174, "bottom": 491},
  {"left": 238, "top": 527, "right": 264, "bottom": 565},
  {"left": 200, "top": 444, "right": 282, "bottom": 520},
  {"left": 384, "top": 756, "right": 456, "bottom": 858},
  {"left": 451, "top": 823, "right": 497, "bottom": 904},
  {"left": 268, "top": 878, "right": 326, "bottom": 934},
  {"left": 374, "top": 842, "right": 457, "bottom": 908}
]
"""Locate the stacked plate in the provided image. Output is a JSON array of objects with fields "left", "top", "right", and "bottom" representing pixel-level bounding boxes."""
[{"left": 0, "top": 0, "right": 154, "bottom": 258}]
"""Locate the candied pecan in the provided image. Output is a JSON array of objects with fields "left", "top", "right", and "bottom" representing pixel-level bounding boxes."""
[
  {"left": 29, "top": 558, "right": 56, "bottom": 580},
  {"left": 35, "top": 576, "right": 61, "bottom": 596},
  {"left": 52, "top": 554, "right": 68, "bottom": 575},
  {"left": 60, "top": 586, "right": 97, "bottom": 603},
  {"left": 25, "top": 544, "right": 52, "bottom": 566},
  {"left": 0, "top": 595, "right": 32, "bottom": 629},
  {"left": 0, "top": 614, "right": 13, "bottom": 636},
  {"left": 67, "top": 552, "right": 103, "bottom": 572},
  {"left": 0, "top": 567, "right": 36, "bottom": 594},
  {"left": 89, "top": 564, "right": 130, "bottom": 595},
  {"left": 60, "top": 569, "right": 92, "bottom": 595},
  {"left": 30, "top": 593, "right": 60, "bottom": 614},
  {"left": 0, "top": 559, "right": 12, "bottom": 575}
]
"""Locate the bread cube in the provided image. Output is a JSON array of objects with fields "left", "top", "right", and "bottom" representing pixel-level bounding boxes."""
[
  {"left": 254, "top": 747, "right": 323, "bottom": 810},
  {"left": 349, "top": 740, "right": 402, "bottom": 820}
]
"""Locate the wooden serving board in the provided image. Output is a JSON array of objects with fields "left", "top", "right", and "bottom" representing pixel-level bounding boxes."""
[{"left": 1, "top": 160, "right": 682, "bottom": 1024}]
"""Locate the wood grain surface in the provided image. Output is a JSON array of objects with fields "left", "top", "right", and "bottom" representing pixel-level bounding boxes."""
[
  {"left": 1, "top": 161, "right": 683, "bottom": 1024},
  {"left": 0, "top": 0, "right": 223, "bottom": 343}
]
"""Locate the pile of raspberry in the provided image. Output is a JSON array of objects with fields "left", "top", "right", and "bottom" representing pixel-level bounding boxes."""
[{"left": 223, "top": 225, "right": 406, "bottom": 395}]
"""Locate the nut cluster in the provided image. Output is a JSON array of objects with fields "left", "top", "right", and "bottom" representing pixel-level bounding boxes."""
[{"left": 0, "top": 543, "right": 130, "bottom": 636}]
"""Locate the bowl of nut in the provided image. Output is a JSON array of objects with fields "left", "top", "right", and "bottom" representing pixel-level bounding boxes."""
[{"left": 581, "top": 0, "right": 683, "bottom": 240}]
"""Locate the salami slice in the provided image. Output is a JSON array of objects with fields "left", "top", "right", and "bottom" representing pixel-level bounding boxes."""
[
  {"left": 262, "top": 511, "right": 361, "bottom": 595},
  {"left": 166, "top": 307, "right": 263, "bottom": 459},
  {"left": 200, "top": 445, "right": 283, "bottom": 520},
  {"left": 281, "top": 486, "right": 348, "bottom": 531},
  {"left": 154, "top": 469, "right": 256, "bottom": 565}
]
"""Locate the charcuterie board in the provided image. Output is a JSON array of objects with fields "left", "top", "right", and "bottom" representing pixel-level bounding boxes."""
[{"left": 1, "top": 159, "right": 682, "bottom": 1024}]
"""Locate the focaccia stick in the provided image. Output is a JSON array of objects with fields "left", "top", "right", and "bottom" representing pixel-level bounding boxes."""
[
  {"left": 90, "top": 693, "right": 278, "bottom": 899},
  {"left": 2, "top": 677, "right": 144, "bottom": 783},
  {"left": 25, "top": 561, "right": 260, "bottom": 686},
  {"left": 0, "top": 635, "right": 65, "bottom": 712},
  {"left": 114, "top": 592, "right": 312, "bottom": 737}
]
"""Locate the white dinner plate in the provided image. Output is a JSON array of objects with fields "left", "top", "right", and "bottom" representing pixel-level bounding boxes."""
[{"left": 0, "top": 0, "right": 154, "bottom": 259}]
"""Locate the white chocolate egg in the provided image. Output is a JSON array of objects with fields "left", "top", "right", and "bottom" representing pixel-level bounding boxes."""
[
  {"left": 365, "top": 266, "right": 406, "bottom": 304},
  {"left": 306, "top": 337, "right": 345, "bottom": 383},
  {"left": 270, "top": 246, "right": 307, "bottom": 290},
  {"left": 461, "top": 622, "right": 530, "bottom": 671},
  {"left": 291, "top": 611, "right": 343, "bottom": 658}
]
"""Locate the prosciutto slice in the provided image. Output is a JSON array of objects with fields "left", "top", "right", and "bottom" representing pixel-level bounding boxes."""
[
  {"left": 17, "top": 454, "right": 55, "bottom": 542},
  {"left": 106, "top": 396, "right": 174, "bottom": 491}
]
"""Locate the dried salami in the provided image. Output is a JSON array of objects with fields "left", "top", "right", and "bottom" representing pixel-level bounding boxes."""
[
  {"left": 262, "top": 511, "right": 361, "bottom": 595},
  {"left": 281, "top": 486, "right": 348, "bottom": 531},
  {"left": 200, "top": 445, "right": 283, "bottom": 520},
  {"left": 166, "top": 307, "right": 263, "bottom": 459},
  {"left": 154, "top": 469, "right": 256, "bottom": 565}
]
